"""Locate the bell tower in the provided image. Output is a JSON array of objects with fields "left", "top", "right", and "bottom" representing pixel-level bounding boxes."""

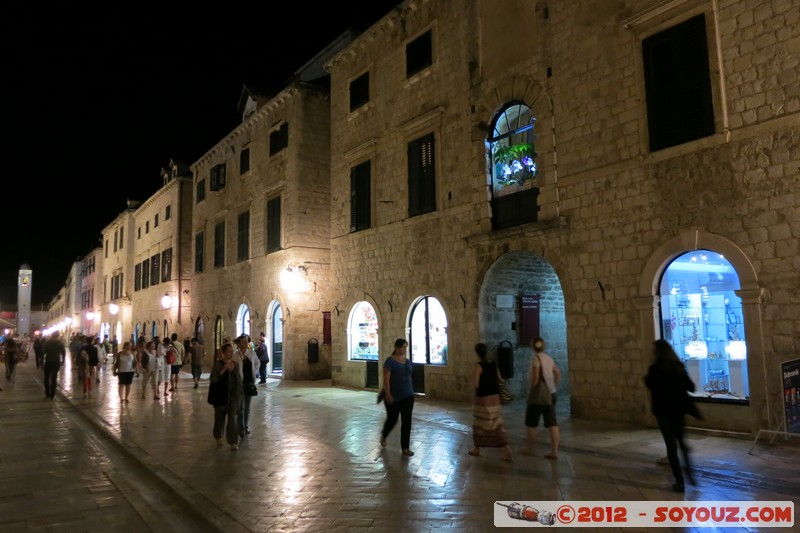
[{"left": 17, "top": 263, "right": 32, "bottom": 337}]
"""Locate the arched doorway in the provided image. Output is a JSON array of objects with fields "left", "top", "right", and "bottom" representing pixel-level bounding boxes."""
[
  {"left": 348, "top": 301, "right": 380, "bottom": 388},
  {"left": 478, "top": 251, "right": 569, "bottom": 410},
  {"left": 268, "top": 301, "right": 283, "bottom": 375},
  {"left": 236, "top": 304, "right": 250, "bottom": 338},
  {"left": 407, "top": 295, "right": 448, "bottom": 394},
  {"left": 195, "top": 316, "right": 205, "bottom": 346}
]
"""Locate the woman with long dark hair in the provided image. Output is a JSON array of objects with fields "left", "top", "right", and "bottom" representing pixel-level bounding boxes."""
[
  {"left": 645, "top": 339, "right": 699, "bottom": 493},
  {"left": 469, "top": 342, "right": 513, "bottom": 461},
  {"left": 380, "top": 338, "right": 416, "bottom": 456}
]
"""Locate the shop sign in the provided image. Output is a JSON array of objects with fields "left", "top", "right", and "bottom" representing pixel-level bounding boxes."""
[{"left": 782, "top": 358, "right": 800, "bottom": 434}]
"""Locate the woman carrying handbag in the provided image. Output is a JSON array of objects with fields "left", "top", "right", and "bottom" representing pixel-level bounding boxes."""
[{"left": 522, "top": 337, "right": 561, "bottom": 459}]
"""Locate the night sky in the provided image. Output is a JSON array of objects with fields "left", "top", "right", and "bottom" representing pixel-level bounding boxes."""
[{"left": 2, "top": 1, "right": 400, "bottom": 306}]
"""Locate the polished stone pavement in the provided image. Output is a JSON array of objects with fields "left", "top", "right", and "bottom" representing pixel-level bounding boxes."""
[{"left": 1, "top": 358, "right": 798, "bottom": 532}]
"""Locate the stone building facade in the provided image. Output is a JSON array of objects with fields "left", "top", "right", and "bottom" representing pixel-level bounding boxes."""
[
  {"left": 190, "top": 80, "right": 334, "bottom": 379},
  {"left": 326, "top": 0, "right": 799, "bottom": 435},
  {"left": 127, "top": 162, "right": 194, "bottom": 350}
]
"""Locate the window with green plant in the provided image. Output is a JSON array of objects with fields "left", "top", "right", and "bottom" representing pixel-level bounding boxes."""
[{"left": 488, "top": 102, "right": 537, "bottom": 196}]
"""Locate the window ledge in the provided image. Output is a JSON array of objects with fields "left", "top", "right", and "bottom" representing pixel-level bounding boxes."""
[{"left": 466, "top": 216, "right": 569, "bottom": 246}]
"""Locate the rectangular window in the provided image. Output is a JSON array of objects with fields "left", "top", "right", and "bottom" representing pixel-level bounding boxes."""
[
  {"left": 350, "top": 160, "right": 371, "bottom": 232},
  {"left": 210, "top": 164, "right": 226, "bottom": 191},
  {"left": 214, "top": 221, "right": 226, "bottom": 268},
  {"left": 197, "top": 179, "right": 206, "bottom": 203},
  {"left": 195, "top": 232, "right": 205, "bottom": 273},
  {"left": 642, "top": 14, "right": 714, "bottom": 152},
  {"left": 269, "top": 123, "right": 289, "bottom": 156},
  {"left": 138, "top": 227, "right": 141, "bottom": 239},
  {"left": 105, "top": 239, "right": 108, "bottom": 258},
  {"left": 161, "top": 248, "right": 172, "bottom": 282},
  {"left": 165, "top": 205, "right": 171, "bottom": 220},
  {"left": 150, "top": 254, "right": 160, "bottom": 286},
  {"left": 134, "top": 263, "right": 141, "bottom": 291},
  {"left": 154, "top": 213, "right": 159, "bottom": 228},
  {"left": 240, "top": 148, "right": 250, "bottom": 174},
  {"left": 113, "top": 230, "right": 118, "bottom": 252},
  {"left": 266, "top": 196, "right": 281, "bottom": 253},
  {"left": 349, "top": 72, "right": 370, "bottom": 111},
  {"left": 146, "top": 221, "right": 150, "bottom": 234},
  {"left": 406, "top": 30, "right": 433, "bottom": 78},
  {"left": 408, "top": 132, "right": 436, "bottom": 217},
  {"left": 237, "top": 210, "right": 250, "bottom": 262},
  {"left": 119, "top": 226, "right": 124, "bottom": 249},
  {"left": 141, "top": 258, "right": 150, "bottom": 289}
]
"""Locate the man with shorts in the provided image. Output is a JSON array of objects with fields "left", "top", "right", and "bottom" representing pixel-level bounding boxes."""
[{"left": 523, "top": 337, "right": 561, "bottom": 459}]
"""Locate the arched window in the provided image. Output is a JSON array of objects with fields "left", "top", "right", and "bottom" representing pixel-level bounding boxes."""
[
  {"left": 236, "top": 304, "right": 250, "bottom": 338},
  {"left": 659, "top": 250, "right": 748, "bottom": 401},
  {"left": 214, "top": 315, "right": 224, "bottom": 351},
  {"left": 195, "top": 316, "right": 205, "bottom": 346},
  {"left": 348, "top": 301, "right": 379, "bottom": 361},
  {"left": 488, "top": 102, "right": 539, "bottom": 230},
  {"left": 409, "top": 296, "right": 448, "bottom": 365}
]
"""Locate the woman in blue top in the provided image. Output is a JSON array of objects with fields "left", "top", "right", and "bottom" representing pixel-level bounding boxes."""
[{"left": 380, "top": 338, "right": 415, "bottom": 456}]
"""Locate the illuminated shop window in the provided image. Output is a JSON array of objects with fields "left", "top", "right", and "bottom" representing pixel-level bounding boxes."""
[
  {"left": 409, "top": 296, "right": 448, "bottom": 365},
  {"left": 348, "top": 301, "right": 379, "bottom": 361},
  {"left": 659, "top": 250, "right": 748, "bottom": 401}
]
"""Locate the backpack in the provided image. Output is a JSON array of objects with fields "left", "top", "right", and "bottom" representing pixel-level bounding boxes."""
[
  {"left": 166, "top": 347, "right": 176, "bottom": 365},
  {"left": 141, "top": 351, "right": 150, "bottom": 369}
]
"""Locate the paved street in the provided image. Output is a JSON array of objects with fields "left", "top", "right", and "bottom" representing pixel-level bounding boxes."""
[{"left": 1, "top": 358, "right": 798, "bottom": 532}]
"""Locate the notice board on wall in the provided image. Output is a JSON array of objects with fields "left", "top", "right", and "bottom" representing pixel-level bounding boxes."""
[{"left": 520, "top": 295, "right": 540, "bottom": 348}]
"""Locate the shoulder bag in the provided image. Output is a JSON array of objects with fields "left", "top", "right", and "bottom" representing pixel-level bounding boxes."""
[{"left": 527, "top": 355, "right": 552, "bottom": 406}]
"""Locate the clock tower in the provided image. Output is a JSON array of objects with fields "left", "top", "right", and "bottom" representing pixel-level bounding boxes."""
[{"left": 17, "top": 264, "right": 32, "bottom": 337}]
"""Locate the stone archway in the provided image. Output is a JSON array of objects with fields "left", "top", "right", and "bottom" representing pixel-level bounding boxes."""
[
  {"left": 637, "top": 229, "right": 766, "bottom": 434},
  {"left": 478, "top": 250, "right": 569, "bottom": 409}
]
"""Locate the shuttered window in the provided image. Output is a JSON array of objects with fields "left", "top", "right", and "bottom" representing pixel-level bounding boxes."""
[
  {"left": 643, "top": 14, "right": 714, "bottom": 151},
  {"left": 150, "top": 254, "right": 160, "bottom": 286},
  {"left": 408, "top": 133, "right": 436, "bottom": 217},
  {"left": 238, "top": 210, "right": 250, "bottom": 261},
  {"left": 214, "top": 222, "right": 225, "bottom": 268},
  {"left": 195, "top": 232, "right": 204, "bottom": 273},
  {"left": 161, "top": 248, "right": 172, "bottom": 282},
  {"left": 350, "top": 161, "right": 371, "bottom": 232},
  {"left": 240, "top": 147, "right": 250, "bottom": 174},
  {"left": 266, "top": 196, "right": 281, "bottom": 253}
]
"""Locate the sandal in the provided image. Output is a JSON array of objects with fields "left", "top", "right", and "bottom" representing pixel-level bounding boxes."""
[{"left": 468, "top": 449, "right": 480, "bottom": 457}]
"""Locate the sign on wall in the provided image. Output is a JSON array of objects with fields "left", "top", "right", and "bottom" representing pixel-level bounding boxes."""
[
  {"left": 520, "top": 294, "right": 540, "bottom": 348},
  {"left": 782, "top": 358, "right": 800, "bottom": 434}
]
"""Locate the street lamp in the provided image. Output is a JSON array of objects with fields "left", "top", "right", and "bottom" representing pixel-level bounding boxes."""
[
  {"left": 109, "top": 303, "right": 119, "bottom": 315},
  {"left": 161, "top": 293, "right": 173, "bottom": 309}
]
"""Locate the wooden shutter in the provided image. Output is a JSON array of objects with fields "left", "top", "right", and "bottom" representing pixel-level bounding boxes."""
[
  {"left": 238, "top": 211, "right": 250, "bottom": 261},
  {"left": 643, "top": 14, "right": 714, "bottom": 151},
  {"left": 350, "top": 161, "right": 371, "bottom": 232},
  {"left": 194, "top": 233, "right": 204, "bottom": 273},
  {"left": 408, "top": 133, "right": 436, "bottom": 217},
  {"left": 267, "top": 196, "right": 281, "bottom": 253}
]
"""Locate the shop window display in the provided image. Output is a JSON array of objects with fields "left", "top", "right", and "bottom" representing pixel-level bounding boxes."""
[
  {"left": 348, "top": 301, "right": 379, "bottom": 361},
  {"left": 660, "top": 250, "right": 748, "bottom": 401}
]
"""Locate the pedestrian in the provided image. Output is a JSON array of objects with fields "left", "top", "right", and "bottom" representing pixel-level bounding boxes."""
[
  {"left": 380, "top": 338, "right": 416, "bottom": 457},
  {"left": 4, "top": 336, "right": 20, "bottom": 382},
  {"left": 33, "top": 333, "right": 45, "bottom": 369},
  {"left": 235, "top": 334, "right": 259, "bottom": 436},
  {"left": 156, "top": 339, "right": 171, "bottom": 398},
  {"left": 69, "top": 334, "right": 84, "bottom": 382},
  {"left": 154, "top": 341, "right": 169, "bottom": 400},
  {"left": 88, "top": 337, "right": 102, "bottom": 385},
  {"left": 42, "top": 331, "right": 66, "bottom": 399},
  {"left": 111, "top": 335, "right": 119, "bottom": 356},
  {"left": 190, "top": 337, "right": 205, "bottom": 389},
  {"left": 170, "top": 333, "right": 185, "bottom": 391},
  {"left": 140, "top": 340, "right": 158, "bottom": 399},
  {"left": 645, "top": 339, "right": 700, "bottom": 493},
  {"left": 255, "top": 335, "right": 269, "bottom": 383},
  {"left": 77, "top": 341, "right": 90, "bottom": 398},
  {"left": 209, "top": 342, "right": 243, "bottom": 451},
  {"left": 468, "top": 342, "right": 513, "bottom": 461},
  {"left": 522, "top": 337, "right": 561, "bottom": 459},
  {"left": 113, "top": 341, "right": 136, "bottom": 403}
]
